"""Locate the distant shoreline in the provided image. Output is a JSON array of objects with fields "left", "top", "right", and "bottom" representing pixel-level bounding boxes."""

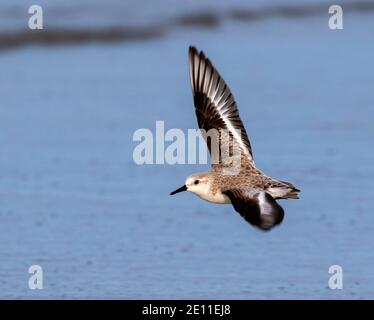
[{"left": 1, "top": 1, "right": 373, "bottom": 51}]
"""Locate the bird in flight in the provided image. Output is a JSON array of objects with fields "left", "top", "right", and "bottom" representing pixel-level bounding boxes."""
[{"left": 170, "top": 46, "right": 300, "bottom": 231}]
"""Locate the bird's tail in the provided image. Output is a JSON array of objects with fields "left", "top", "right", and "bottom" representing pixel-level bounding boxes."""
[{"left": 280, "top": 181, "right": 300, "bottom": 199}]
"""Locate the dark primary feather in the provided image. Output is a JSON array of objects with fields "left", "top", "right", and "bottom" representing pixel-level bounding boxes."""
[
  {"left": 188, "top": 46, "right": 254, "bottom": 169},
  {"left": 223, "top": 188, "right": 284, "bottom": 231}
]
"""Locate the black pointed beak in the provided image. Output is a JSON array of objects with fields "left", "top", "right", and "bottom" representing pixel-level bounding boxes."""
[{"left": 170, "top": 185, "right": 187, "bottom": 195}]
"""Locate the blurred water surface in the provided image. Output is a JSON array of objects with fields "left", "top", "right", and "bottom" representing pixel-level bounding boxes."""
[
  {"left": 0, "top": 1, "right": 373, "bottom": 299},
  {"left": 0, "top": 0, "right": 349, "bottom": 30}
]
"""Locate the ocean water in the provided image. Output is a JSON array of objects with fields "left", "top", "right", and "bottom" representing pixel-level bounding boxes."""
[
  {"left": 0, "top": 0, "right": 353, "bottom": 31},
  {"left": 0, "top": 2, "right": 374, "bottom": 299}
]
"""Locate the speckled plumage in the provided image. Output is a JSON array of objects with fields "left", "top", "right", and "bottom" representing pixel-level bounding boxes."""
[{"left": 170, "top": 47, "right": 300, "bottom": 231}]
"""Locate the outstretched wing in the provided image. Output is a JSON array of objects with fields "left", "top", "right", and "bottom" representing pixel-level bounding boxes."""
[
  {"left": 223, "top": 188, "right": 284, "bottom": 231},
  {"left": 188, "top": 46, "right": 254, "bottom": 170}
]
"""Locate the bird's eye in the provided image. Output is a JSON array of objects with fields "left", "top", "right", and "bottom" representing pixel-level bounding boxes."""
[{"left": 194, "top": 180, "right": 199, "bottom": 185}]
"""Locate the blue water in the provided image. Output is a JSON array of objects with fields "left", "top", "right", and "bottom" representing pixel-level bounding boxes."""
[{"left": 0, "top": 2, "right": 374, "bottom": 299}]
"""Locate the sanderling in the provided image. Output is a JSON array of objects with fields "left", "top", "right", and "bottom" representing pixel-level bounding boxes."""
[{"left": 170, "top": 46, "right": 300, "bottom": 231}]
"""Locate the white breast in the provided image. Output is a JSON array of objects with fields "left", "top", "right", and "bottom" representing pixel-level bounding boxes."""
[{"left": 194, "top": 188, "right": 231, "bottom": 204}]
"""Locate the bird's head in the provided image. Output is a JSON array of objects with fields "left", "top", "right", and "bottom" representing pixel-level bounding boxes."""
[{"left": 170, "top": 173, "right": 211, "bottom": 197}]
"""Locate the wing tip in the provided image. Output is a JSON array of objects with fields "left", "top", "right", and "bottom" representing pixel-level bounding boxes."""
[
  {"left": 189, "top": 45, "right": 197, "bottom": 53},
  {"left": 188, "top": 45, "right": 210, "bottom": 94},
  {"left": 254, "top": 192, "right": 284, "bottom": 231},
  {"left": 188, "top": 45, "right": 198, "bottom": 62},
  {"left": 188, "top": 45, "right": 207, "bottom": 62}
]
